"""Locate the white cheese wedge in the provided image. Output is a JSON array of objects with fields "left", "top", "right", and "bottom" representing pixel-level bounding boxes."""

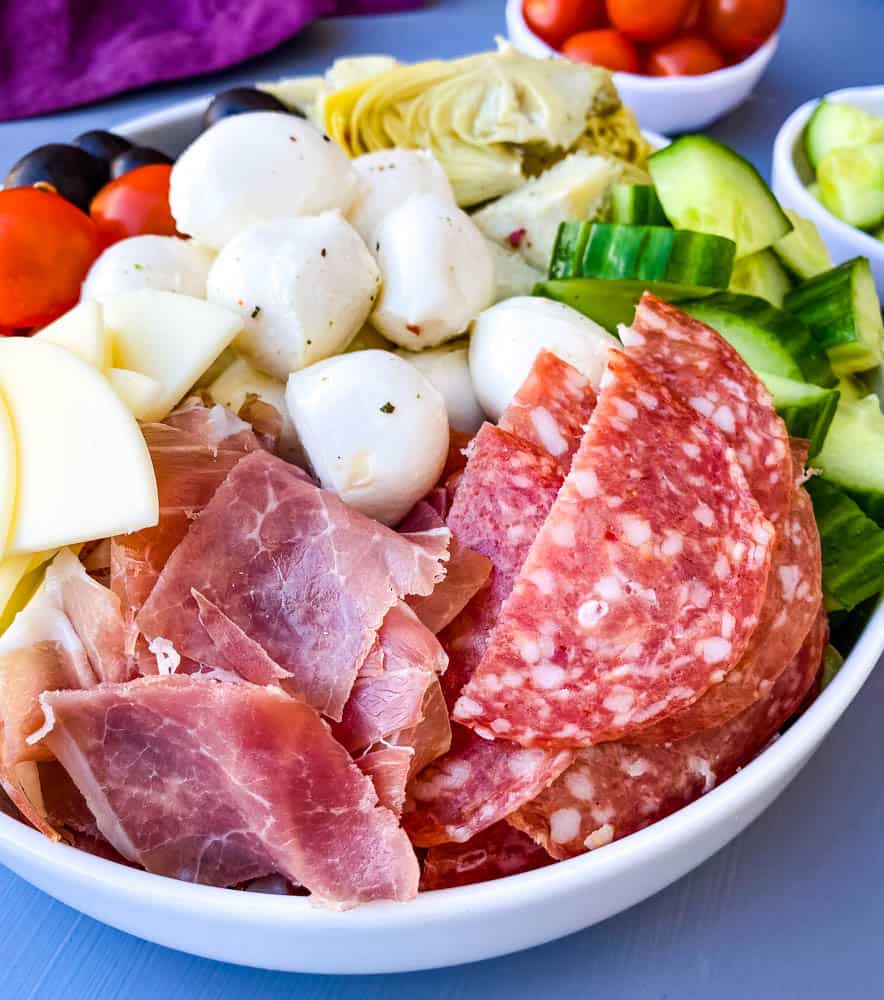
[
  {"left": 103, "top": 290, "right": 243, "bottom": 422},
  {"left": 34, "top": 301, "right": 110, "bottom": 370},
  {"left": 0, "top": 339, "right": 158, "bottom": 555},
  {"left": 107, "top": 368, "right": 166, "bottom": 422},
  {"left": 0, "top": 389, "right": 16, "bottom": 557}
]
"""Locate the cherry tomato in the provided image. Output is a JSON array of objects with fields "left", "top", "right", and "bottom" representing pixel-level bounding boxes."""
[
  {"left": 523, "top": 0, "right": 604, "bottom": 49},
  {"left": 646, "top": 33, "right": 726, "bottom": 75},
  {"left": 90, "top": 164, "right": 176, "bottom": 246},
  {"left": 561, "top": 28, "right": 641, "bottom": 73},
  {"left": 703, "top": 0, "right": 785, "bottom": 55},
  {"left": 605, "top": 0, "right": 693, "bottom": 43},
  {"left": 0, "top": 188, "right": 100, "bottom": 329}
]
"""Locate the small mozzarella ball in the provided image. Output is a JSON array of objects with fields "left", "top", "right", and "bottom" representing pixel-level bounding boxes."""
[
  {"left": 349, "top": 150, "right": 454, "bottom": 244},
  {"left": 286, "top": 350, "right": 449, "bottom": 525},
  {"left": 469, "top": 296, "right": 616, "bottom": 421},
  {"left": 81, "top": 235, "right": 214, "bottom": 304},
  {"left": 170, "top": 112, "right": 358, "bottom": 249},
  {"left": 207, "top": 212, "right": 380, "bottom": 380},
  {"left": 396, "top": 341, "right": 484, "bottom": 434},
  {"left": 370, "top": 193, "right": 494, "bottom": 350}
]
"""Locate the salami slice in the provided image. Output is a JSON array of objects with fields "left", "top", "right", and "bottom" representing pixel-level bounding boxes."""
[
  {"left": 454, "top": 350, "right": 775, "bottom": 749},
  {"left": 622, "top": 293, "right": 792, "bottom": 525},
  {"left": 509, "top": 608, "right": 828, "bottom": 859}
]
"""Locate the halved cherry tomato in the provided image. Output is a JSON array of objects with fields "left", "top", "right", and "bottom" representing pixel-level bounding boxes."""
[
  {"left": 561, "top": 28, "right": 641, "bottom": 73},
  {"left": 703, "top": 0, "right": 786, "bottom": 55},
  {"left": 605, "top": 0, "right": 693, "bottom": 43},
  {"left": 0, "top": 187, "right": 100, "bottom": 329},
  {"left": 90, "top": 164, "right": 176, "bottom": 246},
  {"left": 523, "top": 0, "right": 604, "bottom": 49},
  {"left": 646, "top": 34, "right": 726, "bottom": 75}
]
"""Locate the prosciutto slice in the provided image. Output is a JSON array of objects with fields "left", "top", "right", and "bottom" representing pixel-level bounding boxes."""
[
  {"left": 137, "top": 450, "right": 447, "bottom": 719},
  {"left": 38, "top": 675, "right": 420, "bottom": 907}
]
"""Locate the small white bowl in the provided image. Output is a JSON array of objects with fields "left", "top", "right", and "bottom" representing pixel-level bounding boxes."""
[
  {"left": 506, "top": 0, "right": 778, "bottom": 135},
  {"left": 772, "top": 86, "right": 884, "bottom": 294}
]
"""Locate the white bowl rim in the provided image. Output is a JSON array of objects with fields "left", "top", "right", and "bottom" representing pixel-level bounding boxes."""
[{"left": 773, "top": 85, "right": 884, "bottom": 260}]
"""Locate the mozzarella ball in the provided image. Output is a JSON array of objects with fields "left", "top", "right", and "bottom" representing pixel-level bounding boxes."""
[
  {"left": 348, "top": 150, "right": 454, "bottom": 244},
  {"left": 170, "top": 112, "right": 358, "bottom": 249},
  {"left": 286, "top": 350, "right": 449, "bottom": 525},
  {"left": 207, "top": 212, "right": 380, "bottom": 380},
  {"left": 469, "top": 296, "right": 616, "bottom": 421},
  {"left": 370, "top": 193, "right": 494, "bottom": 350},
  {"left": 396, "top": 342, "right": 484, "bottom": 434},
  {"left": 81, "top": 236, "right": 214, "bottom": 304}
]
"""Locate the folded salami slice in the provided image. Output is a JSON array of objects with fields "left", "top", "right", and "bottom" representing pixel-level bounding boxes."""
[
  {"left": 509, "top": 608, "right": 828, "bottom": 859},
  {"left": 454, "top": 350, "right": 775, "bottom": 748},
  {"left": 622, "top": 294, "right": 792, "bottom": 525}
]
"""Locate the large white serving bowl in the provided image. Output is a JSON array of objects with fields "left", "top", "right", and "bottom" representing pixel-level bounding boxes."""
[
  {"left": 772, "top": 86, "right": 884, "bottom": 295},
  {"left": 505, "top": 0, "right": 778, "bottom": 135},
  {"left": 0, "top": 95, "right": 882, "bottom": 976}
]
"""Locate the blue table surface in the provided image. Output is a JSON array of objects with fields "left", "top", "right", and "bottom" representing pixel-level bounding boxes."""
[{"left": 1, "top": 1, "right": 882, "bottom": 996}]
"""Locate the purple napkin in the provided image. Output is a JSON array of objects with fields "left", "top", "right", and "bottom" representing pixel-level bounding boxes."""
[{"left": 0, "top": 0, "right": 423, "bottom": 122}]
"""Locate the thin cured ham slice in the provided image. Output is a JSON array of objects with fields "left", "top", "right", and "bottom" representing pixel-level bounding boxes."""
[
  {"left": 356, "top": 747, "right": 413, "bottom": 816},
  {"left": 622, "top": 294, "right": 792, "bottom": 525},
  {"left": 37, "top": 675, "right": 420, "bottom": 907},
  {"left": 420, "top": 821, "right": 552, "bottom": 891},
  {"left": 163, "top": 398, "right": 262, "bottom": 454},
  {"left": 454, "top": 350, "right": 775, "bottom": 749},
  {"left": 509, "top": 608, "right": 828, "bottom": 859},
  {"left": 137, "top": 450, "right": 447, "bottom": 720}
]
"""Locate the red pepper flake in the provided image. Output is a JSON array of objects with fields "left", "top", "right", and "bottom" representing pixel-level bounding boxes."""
[
  {"left": 507, "top": 228, "right": 527, "bottom": 249},
  {"left": 604, "top": 527, "right": 617, "bottom": 542},
  {"left": 406, "top": 323, "right": 421, "bottom": 335}
]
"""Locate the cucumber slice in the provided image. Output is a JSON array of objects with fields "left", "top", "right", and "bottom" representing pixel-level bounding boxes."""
[
  {"left": 681, "top": 293, "right": 835, "bottom": 387},
  {"left": 533, "top": 278, "right": 716, "bottom": 333},
  {"left": 784, "top": 257, "right": 884, "bottom": 373},
  {"left": 804, "top": 99, "right": 884, "bottom": 169},
  {"left": 729, "top": 249, "right": 793, "bottom": 308},
  {"left": 805, "top": 476, "right": 884, "bottom": 611},
  {"left": 818, "top": 144, "right": 884, "bottom": 230},
  {"left": 757, "top": 372, "right": 840, "bottom": 457},
  {"left": 549, "top": 222, "right": 592, "bottom": 280},
  {"left": 773, "top": 210, "right": 833, "bottom": 280},
  {"left": 610, "top": 184, "right": 670, "bottom": 226},
  {"left": 814, "top": 394, "right": 884, "bottom": 526},
  {"left": 648, "top": 135, "right": 792, "bottom": 259}
]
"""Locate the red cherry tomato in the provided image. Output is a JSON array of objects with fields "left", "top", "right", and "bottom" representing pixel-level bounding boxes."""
[
  {"left": 646, "top": 33, "right": 726, "bottom": 75},
  {"left": 0, "top": 187, "right": 100, "bottom": 329},
  {"left": 561, "top": 28, "right": 641, "bottom": 73},
  {"left": 605, "top": 0, "right": 694, "bottom": 42},
  {"left": 90, "top": 164, "right": 176, "bottom": 246},
  {"left": 703, "top": 0, "right": 785, "bottom": 55},
  {"left": 523, "top": 0, "right": 604, "bottom": 48}
]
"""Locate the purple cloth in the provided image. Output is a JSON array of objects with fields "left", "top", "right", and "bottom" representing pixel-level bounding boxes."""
[{"left": 0, "top": 0, "right": 423, "bottom": 122}]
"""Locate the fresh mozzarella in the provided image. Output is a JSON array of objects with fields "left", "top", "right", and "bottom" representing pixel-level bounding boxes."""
[
  {"left": 469, "top": 296, "right": 616, "bottom": 420},
  {"left": 349, "top": 149, "right": 454, "bottom": 243},
  {"left": 370, "top": 193, "right": 494, "bottom": 350},
  {"left": 485, "top": 240, "right": 544, "bottom": 303},
  {"left": 170, "top": 112, "right": 358, "bottom": 249},
  {"left": 0, "top": 389, "right": 15, "bottom": 556},
  {"left": 395, "top": 342, "right": 484, "bottom": 434},
  {"left": 34, "top": 301, "right": 110, "bottom": 370},
  {"left": 207, "top": 212, "right": 380, "bottom": 380},
  {"left": 286, "top": 350, "right": 449, "bottom": 525},
  {"left": 81, "top": 235, "right": 214, "bottom": 304}
]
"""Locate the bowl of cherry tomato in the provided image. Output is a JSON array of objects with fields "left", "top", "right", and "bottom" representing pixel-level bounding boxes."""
[{"left": 507, "top": 0, "right": 783, "bottom": 135}]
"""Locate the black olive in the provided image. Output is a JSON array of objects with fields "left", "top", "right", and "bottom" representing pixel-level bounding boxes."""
[
  {"left": 73, "top": 130, "right": 132, "bottom": 164},
  {"left": 4, "top": 143, "right": 107, "bottom": 212},
  {"left": 201, "top": 87, "right": 306, "bottom": 131},
  {"left": 110, "top": 145, "right": 173, "bottom": 179}
]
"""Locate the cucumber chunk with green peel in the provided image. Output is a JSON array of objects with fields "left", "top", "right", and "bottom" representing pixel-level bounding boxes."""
[
  {"left": 773, "top": 210, "right": 833, "bottom": 279},
  {"left": 818, "top": 144, "right": 884, "bottom": 230},
  {"left": 804, "top": 99, "right": 884, "bottom": 169},
  {"left": 649, "top": 135, "right": 792, "bottom": 259},
  {"left": 815, "top": 393, "right": 884, "bottom": 526},
  {"left": 533, "top": 278, "right": 716, "bottom": 333},
  {"left": 784, "top": 257, "right": 884, "bottom": 373},
  {"left": 805, "top": 476, "right": 884, "bottom": 611},
  {"left": 757, "top": 372, "right": 840, "bottom": 457},
  {"left": 548, "top": 221, "right": 591, "bottom": 279},
  {"left": 610, "top": 184, "right": 670, "bottom": 226},
  {"left": 729, "top": 249, "right": 793, "bottom": 308}
]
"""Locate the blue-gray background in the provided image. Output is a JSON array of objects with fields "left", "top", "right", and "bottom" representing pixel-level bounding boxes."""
[{"left": 1, "top": 1, "right": 880, "bottom": 996}]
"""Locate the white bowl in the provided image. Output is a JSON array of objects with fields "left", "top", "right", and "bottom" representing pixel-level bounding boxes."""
[
  {"left": 0, "top": 95, "right": 882, "bottom": 976},
  {"left": 772, "top": 86, "right": 884, "bottom": 295},
  {"left": 506, "top": 0, "right": 778, "bottom": 135}
]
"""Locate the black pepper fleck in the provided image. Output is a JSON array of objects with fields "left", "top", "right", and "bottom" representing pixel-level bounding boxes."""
[
  {"left": 321, "top": 248, "right": 327, "bottom": 257},
  {"left": 380, "top": 402, "right": 395, "bottom": 414},
  {"left": 251, "top": 305, "right": 261, "bottom": 318}
]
